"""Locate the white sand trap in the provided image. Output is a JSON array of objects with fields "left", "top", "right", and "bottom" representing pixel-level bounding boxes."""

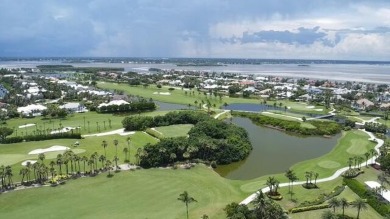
[
  {"left": 153, "top": 92, "right": 171, "bottom": 95},
  {"left": 19, "top": 123, "right": 36, "bottom": 128},
  {"left": 21, "top": 160, "right": 37, "bottom": 166},
  {"left": 83, "top": 128, "right": 135, "bottom": 137},
  {"left": 314, "top": 109, "right": 324, "bottom": 111},
  {"left": 306, "top": 106, "right": 315, "bottom": 109},
  {"left": 28, "top": 145, "right": 70, "bottom": 155},
  {"left": 50, "top": 127, "right": 77, "bottom": 135},
  {"left": 118, "top": 164, "right": 137, "bottom": 170}
]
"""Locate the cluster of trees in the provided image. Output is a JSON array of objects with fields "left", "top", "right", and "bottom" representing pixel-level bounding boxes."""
[
  {"left": 122, "top": 111, "right": 252, "bottom": 167},
  {"left": 224, "top": 191, "right": 287, "bottom": 219},
  {"left": 364, "top": 122, "right": 388, "bottom": 134},
  {"left": 233, "top": 112, "right": 341, "bottom": 136},
  {"left": 140, "top": 118, "right": 252, "bottom": 167},
  {"left": 97, "top": 101, "right": 156, "bottom": 114},
  {"left": 122, "top": 111, "right": 210, "bottom": 131},
  {"left": 42, "top": 104, "right": 68, "bottom": 118}
]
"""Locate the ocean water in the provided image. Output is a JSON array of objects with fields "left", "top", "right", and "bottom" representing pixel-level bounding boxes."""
[{"left": 1, "top": 60, "right": 389, "bottom": 83}]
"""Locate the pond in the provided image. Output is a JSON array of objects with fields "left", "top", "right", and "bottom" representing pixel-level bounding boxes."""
[
  {"left": 223, "top": 103, "right": 325, "bottom": 118},
  {"left": 215, "top": 117, "right": 341, "bottom": 180},
  {"left": 223, "top": 103, "right": 282, "bottom": 112},
  {"left": 155, "top": 101, "right": 196, "bottom": 111}
]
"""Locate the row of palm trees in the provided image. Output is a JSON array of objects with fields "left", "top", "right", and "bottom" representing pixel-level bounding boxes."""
[
  {"left": 324, "top": 197, "right": 367, "bottom": 219},
  {"left": 347, "top": 148, "right": 378, "bottom": 170}
]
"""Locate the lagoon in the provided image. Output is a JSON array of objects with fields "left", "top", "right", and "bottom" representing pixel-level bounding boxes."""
[{"left": 215, "top": 117, "right": 340, "bottom": 180}]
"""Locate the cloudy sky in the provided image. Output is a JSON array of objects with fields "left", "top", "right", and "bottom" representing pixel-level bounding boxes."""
[{"left": 0, "top": 0, "right": 389, "bottom": 60}]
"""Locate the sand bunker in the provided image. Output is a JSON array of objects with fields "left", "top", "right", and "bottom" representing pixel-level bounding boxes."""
[
  {"left": 19, "top": 124, "right": 36, "bottom": 128},
  {"left": 28, "top": 146, "right": 70, "bottom": 155},
  {"left": 306, "top": 106, "right": 315, "bottom": 109},
  {"left": 153, "top": 92, "right": 171, "bottom": 95},
  {"left": 50, "top": 127, "right": 77, "bottom": 135},
  {"left": 21, "top": 160, "right": 37, "bottom": 166},
  {"left": 83, "top": 128, "right": 135, "bottom": 137},
  {"left": 314, "top": 109, "right": 324, "bottom": 111}
]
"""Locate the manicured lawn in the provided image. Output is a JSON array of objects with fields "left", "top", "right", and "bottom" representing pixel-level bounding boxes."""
[
  {"left": 290, "top": 130, "right": 376, "bottom": 180},
  {"left": 291, "top": 205, "right": 382, "bottom": 219},
  {"left": 0, "top": 165, "right": 246, "bottom": 219},
  {"left": 378, "top": 118, "right": 390, "bottom": 127},
  {"left": 261, "top": 112, "right": 316, "bottom": 129},
  {"left": 5, "top": 110, "right": 170, "bottom": 138},
  {"left": 154, "top": 124, "right": 194, "bottom": 138},
  {"left": 98, "top": 82, "right": 246, "bottom": 107},
  {"left": 98, "top": 82, "right": 333, "bottom": 116},
  {"left": 265, "top": 100, "right": 328, "bottom": 114},
  {"left": 0, "top": 132, "right": 158, "bottom": 182}
]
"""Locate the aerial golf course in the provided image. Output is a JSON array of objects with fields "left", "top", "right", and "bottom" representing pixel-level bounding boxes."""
[{"left": 0, "top": 83, "right": 385, "bottom": 218}]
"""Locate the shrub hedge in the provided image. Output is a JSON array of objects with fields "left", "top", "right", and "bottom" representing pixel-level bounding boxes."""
[
  {"left": 290, "top": 204, "right": 330, "bottom": 213},
  {"left": 343, "top": 178, "right": 390, "bottom": 216},
  {"left": 1, "top": 133, "right": 81, "bottom": 144}
]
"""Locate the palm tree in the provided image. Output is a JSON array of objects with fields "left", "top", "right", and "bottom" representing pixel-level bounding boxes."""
[
  {"left": 38, "top": 153, "right": 45, "bottom": 163},
  {"left": 105, "top": 160, "right": 113, "bottom": 176},
  {"left": 177, "top": 191, "right": 197, "bottom": 219},
  {"left": 321, "top": 210, "right": 337, "bottom": 219},
  {"left": 19, "top": 168, "right": 27, "bottom": 185},
  {"left": 328, "top": 197, "right": 340, "bottom": 213},
  {"left": 114, "top": 139, "right": 119, "bottom": 158},
  {"left": 56, "top": 154, "right": 63, "bottom": 175},
  {"left": 102, "top": 140, "right": 108, "bottom": 157},
  {"left": 123, "top": 147, "right": 129, "bottom": 162},
  {"left": 348, "top": 157, "right": 353, "bottom": 169},
  {"left": 313, "top": 172, "right": 319, "bottom": 186},
  {"left": 340, "top": 197, "right": 349, "bottom": 217},
  {"left": 352, "top": 198, "right": 367, "bottom": 219},
  {"left": 5, "top": 165, "right": 13, "bottom": 187},
  {"left": 99, "top": 155, "right": 106, "bottom": 170},
  {"left": 81, "top": 155, "right": 88, "bottom": 174},
  {"left": 364, "top": 152, "right": 370, "bottom": 167},
  {"left": 126, "top": 137, "right": 131, "bottom": 163},
  {"left": 113, "top": 156, "right": 119, "bottom": 169},
  {"left": 357, "top": 156, "right": 364, "bottom": 169}
]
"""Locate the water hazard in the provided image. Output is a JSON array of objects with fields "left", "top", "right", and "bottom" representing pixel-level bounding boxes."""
[{"left": 215, "top": 117, "right": 340, "bottom": 180}]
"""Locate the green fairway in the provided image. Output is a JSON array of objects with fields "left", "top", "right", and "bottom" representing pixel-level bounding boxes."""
[
  {"left": 154, "top": 124, "right": 193, "bottom": 138},
  {"left": 97, "top": 82, "right": 332, "bottom": 116},
  {"left": 5, "top": 110, "right": 170, "bottom": 137},
  {"left": 0, "top": 165, "right": 246, "bottom": 219},
  {"left": 290, "top": 130, "right": 376, "bottom": 179},
  {"left": 0, "top": 131, "right": 158, "bottom": 182}
]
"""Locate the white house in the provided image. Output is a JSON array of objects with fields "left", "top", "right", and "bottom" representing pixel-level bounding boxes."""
[
  {"left": 60, "top": 102, "right": 88, "bottom": 113},
  {"left": 17, "top": 104, "right": 47, "bottom": 117}
]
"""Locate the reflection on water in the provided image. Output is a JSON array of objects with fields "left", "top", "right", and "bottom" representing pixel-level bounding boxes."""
[{"left": 215, "top": 117, "right": 340, "bottom": 180}]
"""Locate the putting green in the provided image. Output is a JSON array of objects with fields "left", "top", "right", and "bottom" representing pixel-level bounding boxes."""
[
  {"left": 317, "top": 160, "right": 341, "bottom": 169},
  {"left": 0, "top": 154, "right": 31, "bottom": 166}
]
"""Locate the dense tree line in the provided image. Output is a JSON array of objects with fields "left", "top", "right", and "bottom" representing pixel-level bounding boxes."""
[
  {"left": 364, "top": 122, "right": 387, "bottom": 134},
  {"left": 233, "top": 112, "right": 341, "bottom": 136},
  {"left": 122, "top": 111, "right": 252, "bottom": 167},
  {"left": 97, "top": 101, "right": 156, "bottom": 114},
  {"left": 122, "top": 111, "right": 210, "bottom": 131},
  {"left": 0, "top": 132, "right": 81, "bottom": 144}
]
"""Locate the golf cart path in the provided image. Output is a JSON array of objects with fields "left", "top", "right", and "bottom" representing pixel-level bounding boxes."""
[{"left": 240, "top": 126, "right": 383, "bottom": 205}]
